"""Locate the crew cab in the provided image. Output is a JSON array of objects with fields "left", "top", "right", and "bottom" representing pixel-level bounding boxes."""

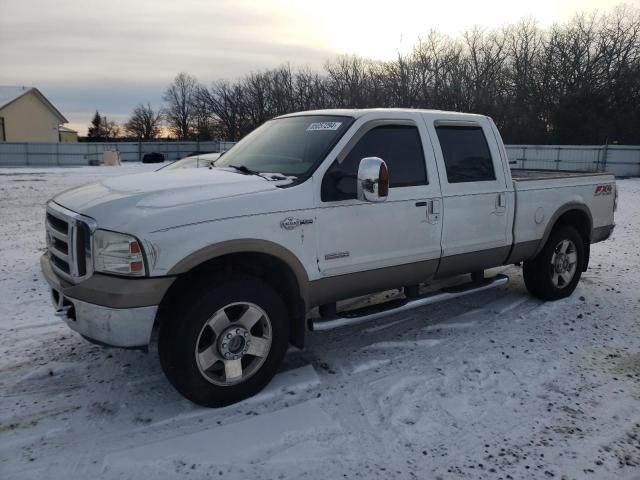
[{"left": 41, "top": 109, "right": 616, "bottom": 406}]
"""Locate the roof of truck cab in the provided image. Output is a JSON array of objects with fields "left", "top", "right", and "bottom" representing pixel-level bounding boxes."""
[{"left": 277, "top": 108, "right": 489, "bottom": 120}]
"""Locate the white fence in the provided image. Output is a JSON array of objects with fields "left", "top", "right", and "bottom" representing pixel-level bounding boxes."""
[
  {"left": 505, "top": 144, "right": 640, "bottom": 177},
  {"left": 0, "top": 141, "right": 237, "bottom": 167},
  {"left": 1, "top": 141, "right": 639, "bottom": 176}
]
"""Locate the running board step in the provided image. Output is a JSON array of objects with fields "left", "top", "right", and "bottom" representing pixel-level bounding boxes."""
[{"left": 309, "top": 274, "right": 509, "bottom": 332}]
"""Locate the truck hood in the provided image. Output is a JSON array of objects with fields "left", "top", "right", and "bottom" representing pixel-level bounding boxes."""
[{"left": 53, "top": 168, "right": 284, "bottom": 222}]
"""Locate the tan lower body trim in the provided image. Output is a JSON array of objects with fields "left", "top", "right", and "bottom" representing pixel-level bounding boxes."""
[
  {"left": 308, "top": 259, "right": 439, "bottom": 308},
  {"left": 506, "top": 240, "right": 540, "bottom": 264},
  {"left": 434, "top": 246, "right": 511, "bottom": 279},
  {"left": 41, "top": 254, "right": 175, "bottom": 309}
]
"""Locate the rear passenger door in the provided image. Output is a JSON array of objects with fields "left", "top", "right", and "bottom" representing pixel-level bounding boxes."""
[
  {"left": 315, "top": 117, "right": 442, "bottom": 277},
  {"left": 426, "top": 119, "right": 511, "bottom": 276}
]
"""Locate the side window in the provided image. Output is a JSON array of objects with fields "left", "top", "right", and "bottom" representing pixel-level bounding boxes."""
[
  {"left": 321, "top": 125, "right": 427, "bottom": 201},
  {"left": 435, "top": 125, "right": 496, "bottom": 183}
]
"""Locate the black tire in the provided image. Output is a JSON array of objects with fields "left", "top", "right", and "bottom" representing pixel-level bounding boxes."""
[
  {"left": 158, "top": 275, "right": 289, "bottom": 407},
  {"left": 523, "top": 225, "right": 584, "bottom": 301}
]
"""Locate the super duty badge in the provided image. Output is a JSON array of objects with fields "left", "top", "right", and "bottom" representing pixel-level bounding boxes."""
[{"left": 280, "top": 217, "right": 313, "bottom": 230}]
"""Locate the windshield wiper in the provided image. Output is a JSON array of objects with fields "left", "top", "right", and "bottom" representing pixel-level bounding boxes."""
[
  {"left": 228, "top": 164, "right": 261, "bottom": 176},
  {"left": 225, "top": 164, "right": 295, "bottom": 181}
]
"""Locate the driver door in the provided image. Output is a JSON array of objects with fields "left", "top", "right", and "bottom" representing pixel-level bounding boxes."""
[{"left": 315, "top": 116, "right": 442, "bottom": 280}]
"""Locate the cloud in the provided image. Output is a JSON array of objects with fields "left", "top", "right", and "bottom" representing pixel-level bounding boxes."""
[
  {"left": 0, "top": 0, "right": 337, "bottom": 131},
  {"left": 0, "top": 0, "right": 632, "bottom": 133}
]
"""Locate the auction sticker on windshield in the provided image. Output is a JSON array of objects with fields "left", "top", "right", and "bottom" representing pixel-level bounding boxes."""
[{"left": 306, "top": 122, "right": 342, "bottom": 131}]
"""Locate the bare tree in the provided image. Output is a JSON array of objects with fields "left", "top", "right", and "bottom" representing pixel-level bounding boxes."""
[
  {"left": 500, "top": 19, "right": 545, "bottom": 142},
  {"left": 411, "top": 31, "right": 466, "bottom": 110},
  {"left": 163, "top": 72, "right": 198, "bottom": 140},
  {"left": 159, "top": 6, "right": 640, "bottom": 145},
  {"left": 380, "top": 52, "right": 419, "bottom": 107},
  {"left": 198, "top": 80, "right": 248, "bottom": 141},
  {"left": 191, "top": 86, "right": 217, "bottom": 141},
  {"left": 462, "top": 26, "right": 508, "bottom": 116},
  {"left": 124, "top": 103, "right": 161, "bottom": 140},
  {"left": 103, "top": 120, "right": 120, "bottom": 140},
  {"left": 292, "top": 67, "right": 327, "bottom": 111},
  {"left": 324, "top": 55, "right": 375, "bottom": 107}
]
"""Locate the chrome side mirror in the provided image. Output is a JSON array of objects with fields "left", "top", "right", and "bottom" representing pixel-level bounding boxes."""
[{"left": 357, "top": 157, "right": 389, "bottom": 202}]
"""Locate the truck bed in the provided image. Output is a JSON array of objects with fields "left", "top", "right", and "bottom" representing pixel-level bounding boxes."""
[
  {"left": 510, "top": 168, "right": 611, "bottom": 182},
  {"left": 509, "top": 167, "right": 615, "bottom": 254}
]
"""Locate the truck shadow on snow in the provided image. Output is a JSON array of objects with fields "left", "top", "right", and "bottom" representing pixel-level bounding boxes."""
[{"left": 5, "top": 267, "right": 531, "bottom": 433}]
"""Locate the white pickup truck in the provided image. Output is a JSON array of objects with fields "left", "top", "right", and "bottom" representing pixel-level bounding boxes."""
[{"left": 41, "top": 109, "right": 616, "bottom": 406}]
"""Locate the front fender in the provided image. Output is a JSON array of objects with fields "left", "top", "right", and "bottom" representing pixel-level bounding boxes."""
[{"left": 167, "top": 238, "right": 311, "bottom": 307}]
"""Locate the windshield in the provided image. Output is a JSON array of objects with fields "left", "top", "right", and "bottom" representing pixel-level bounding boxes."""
[
  {"left": 158, "top": 153, "right": 221, "bottom": 171},
  {"left": 214, "top": 115, "right": 352, "bottom": 177}
]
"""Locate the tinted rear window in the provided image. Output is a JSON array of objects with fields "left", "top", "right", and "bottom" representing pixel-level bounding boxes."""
[{"left": 435, "top": 126, "right": 496, "bottom": 183}]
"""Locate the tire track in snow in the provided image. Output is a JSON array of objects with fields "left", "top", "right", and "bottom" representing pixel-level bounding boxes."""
[{"left": 0, "top": 364, "right": 326, "bottom": 478}]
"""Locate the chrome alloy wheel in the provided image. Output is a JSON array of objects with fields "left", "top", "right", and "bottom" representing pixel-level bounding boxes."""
[
  {"left": 550, "top": 239, "right": 578, "bottom": 288},
  {"left": 195, "top": 302, "right": 272, "bottom": 386}
]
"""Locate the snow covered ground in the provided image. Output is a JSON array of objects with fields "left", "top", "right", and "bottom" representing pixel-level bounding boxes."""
[{"left": 1, "top": 165, "right": 639, "bottom": 480}]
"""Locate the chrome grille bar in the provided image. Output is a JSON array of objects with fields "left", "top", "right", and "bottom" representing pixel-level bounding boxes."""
[
  {"left": 45, "top": 202, "right": 97, "bottom": 284},
  {"left": 48, "top": 244, "right": 70, "bottom": 262},
  {"left": 45, "top": 221, "right": 68, "bottom": 242}
]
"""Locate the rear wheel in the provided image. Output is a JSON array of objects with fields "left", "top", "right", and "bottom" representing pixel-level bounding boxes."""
[
  {"left": 523, "top": 225, "right": 584, "bottom": 301},
  {"left": 158, "top": 275, "right": 289, "bottom": 407}
]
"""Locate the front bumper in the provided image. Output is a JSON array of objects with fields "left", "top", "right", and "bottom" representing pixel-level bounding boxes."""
[
  {"left": 51, "top": 289, "right": 157, "bottom": 347},
  {"left": 41, "top": 254, "right": 169, "bottom": 347}
]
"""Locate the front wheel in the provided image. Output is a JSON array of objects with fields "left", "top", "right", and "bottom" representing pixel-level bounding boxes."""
[
  {"left": 523, "top": 225, "right": 584, "bottom": 301},
  {"left": 158, "top": 275, "right": 289, "bottom": 407}
]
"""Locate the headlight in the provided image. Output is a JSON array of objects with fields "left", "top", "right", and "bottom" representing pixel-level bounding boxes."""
[{"left": 93, "top": 229, "right": 146, "bottom": 277}]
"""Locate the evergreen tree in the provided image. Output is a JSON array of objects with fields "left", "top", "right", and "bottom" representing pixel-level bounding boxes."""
[
  {"left": 86, "top": 110, "right": 120, "bottom": 141},
  {"left": 87, "top": 111, "right": 103, "bottom": 139}
]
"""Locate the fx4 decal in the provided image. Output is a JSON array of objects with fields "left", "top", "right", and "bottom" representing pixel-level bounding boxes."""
[{"left": 594, "top": 184, "right": 613, "bottom": 196}]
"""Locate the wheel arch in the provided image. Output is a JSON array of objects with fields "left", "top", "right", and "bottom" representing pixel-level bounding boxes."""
[
  {"left": 535, "top": 202, "right": 592, "bottom": 271},
  {"left": 158, "top": 240, "right": 310, "bottom": 348}
]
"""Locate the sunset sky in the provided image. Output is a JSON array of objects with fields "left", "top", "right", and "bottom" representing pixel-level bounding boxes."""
[{"left": 0, "top": 0, "right": 634, "bottom": 134}]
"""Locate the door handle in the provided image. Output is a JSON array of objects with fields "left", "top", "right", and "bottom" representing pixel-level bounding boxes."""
[
  {"left": 496, "top": 193, "right": 506, "bottom": 209},
  {"left": 427, "top": 199, "right": 441, "bottom": 224}
]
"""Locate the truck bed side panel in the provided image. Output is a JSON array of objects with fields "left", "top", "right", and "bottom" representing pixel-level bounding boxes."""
[{"left": 510, "top": 175, "right": 615, "bottom": 262}]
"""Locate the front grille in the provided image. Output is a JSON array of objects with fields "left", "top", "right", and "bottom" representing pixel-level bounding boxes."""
[
  {"left": 51, "top": 237, "right": 68, "bottom": 255},
  {"left": 51, "top": 253, "right": 71, "bottom": 274},
  {"left": 46, "top": 213, "right": 68, "bottom": 234},
  {"left": 45, "top": 203, "right": 95, "bottom": 283}
]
